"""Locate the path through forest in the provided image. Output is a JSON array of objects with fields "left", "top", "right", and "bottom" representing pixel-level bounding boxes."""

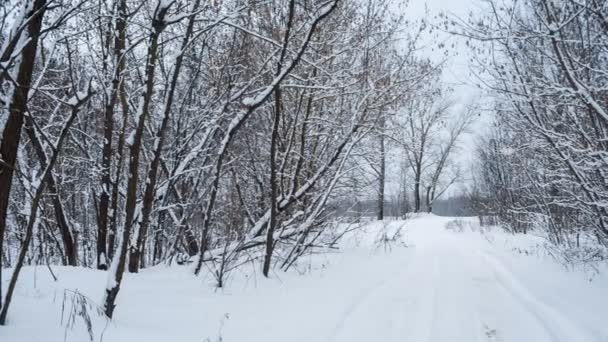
[
  {"left": 320, "top": 216, "right": 606, "bottom": 342},
  {"left": 3, "top": 215, "right": 607, "bottom": 342}
]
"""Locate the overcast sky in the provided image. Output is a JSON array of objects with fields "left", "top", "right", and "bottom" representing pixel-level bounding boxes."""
[
  {"left": 408, "top": 0, "right": 481, "bottom": 105},
  {"left": 384, "top": 0, "right": 486, "bottom": 197}
]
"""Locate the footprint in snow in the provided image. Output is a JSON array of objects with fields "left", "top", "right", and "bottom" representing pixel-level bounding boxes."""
[{"left": 483, "top": 324, "right": 503, "bottom": 342}]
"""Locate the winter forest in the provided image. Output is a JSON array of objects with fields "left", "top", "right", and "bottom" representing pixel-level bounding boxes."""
[{"left": 1, "top": 0, "right": 608, "bottom": 341}]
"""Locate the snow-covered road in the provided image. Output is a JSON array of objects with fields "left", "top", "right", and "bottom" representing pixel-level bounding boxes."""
[
  {"left": 3, "top": 215, "right": 608, "bottom": 342},
  {"left": 308, "top": 215, "right": 606, "bottom": 342},
  {"left": 319, "top": 216, "right": 604, "bottom": 342}
]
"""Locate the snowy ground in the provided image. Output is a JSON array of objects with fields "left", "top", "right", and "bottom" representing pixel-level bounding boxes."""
[{"left": 2, "top": 214, "right": 608, "bottom": 342}]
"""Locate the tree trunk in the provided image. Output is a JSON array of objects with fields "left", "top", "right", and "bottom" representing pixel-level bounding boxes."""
[
  {"left": 425, "top": 185, "right": 432, "bottom": 213},
  {"left": 0, "top": 0, "right": 47, "bottom": 314},
  {"left": 97, "top": 0, "right": 128, "bottom": 270},
  {"left": 103, "top": 2, "right": 169, "bottom": 318},
  {"left": 413, "top": 164, "right": 421, "bottom": 213},
  {"left": 263, "top": 88, "right": 282, "bottom": 277},
  {"left": 377, "top": 118, "right": 386, "bottom": 220},
  {"left": 263, "top": 0, "right": 295, "bottom": 277},
  {"left": 128, "top": 0, "right": 201, "bottom": 273},
  {"left": 108, "top": 72, "right": 130, "bottom": 262}
]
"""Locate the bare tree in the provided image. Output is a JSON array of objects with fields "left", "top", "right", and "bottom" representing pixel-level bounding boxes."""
[
  {"left": 399, "top": 80, "right": 452, "bottom": 213},
  {"left": 425, "top": 107, "right": 474, "bottom": 213},
  {"left": 0, "top": 85, "right": 92, "bottom": 324},
  {"left": 462, "top": 0, "right": 608, "bottom": 255},
  {"left": 0, "top": 0, "right": 444, "bottom": 323},
  {"left": 0, "top": 0, "right": 48, "bottom": 314}
]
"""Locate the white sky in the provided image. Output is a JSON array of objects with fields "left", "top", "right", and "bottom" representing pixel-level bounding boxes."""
[
  {"left": 408, "top": 0, "right": 486, "bottom": 116},
  {"left": 385, "top": 0, "right": 486, "bottom": 197}
]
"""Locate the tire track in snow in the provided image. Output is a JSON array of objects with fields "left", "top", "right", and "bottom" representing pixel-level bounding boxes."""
[
  {"left": 482, "top": 252, "right": 597, "bottom": 342},
  {"left": 322, "top": 255, "right": 414, "bottom": 342},
  {"left": 322, "top": 275, "right": 391, "bottom": 342},
  {"left": 427, "top": 246, "right": 486, "bottom": 342},
  {"left": 323, "top": 247, "right": 437, "bottom": 342},
  {"left": 421, "top": 254, "right": 441, "bottom": 342}
]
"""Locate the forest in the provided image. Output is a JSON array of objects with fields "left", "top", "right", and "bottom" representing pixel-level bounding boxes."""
[{"left": 0, "top": 0, "right": 607, "bottom": 341}]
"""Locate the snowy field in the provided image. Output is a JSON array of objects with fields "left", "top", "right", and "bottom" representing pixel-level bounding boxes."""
[{"left": 2, "top": 214, "right": 607, "bottom": 342}]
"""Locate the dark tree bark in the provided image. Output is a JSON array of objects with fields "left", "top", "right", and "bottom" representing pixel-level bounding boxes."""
[
  {"left": 264, "top": 0, "right": 295, "bottom": 277},
  {"left": 128, "top": 0, "right": 202, "bottom": 273},
  {"left": 108, "top": 62, "right": 131, "bottom": 262},
  {"left": 377, "top": 116, "right": 386, "bottom": 220},
  {"left": 425, "top": 185, "right": 432, "bottom": 213},
  {"left": 103, "top": 2, "right": 170, "bottom": 318},
  {"left": 0, "top": 0, "right": 47, "bottom": 314},
  {"left": 97, "top": 0, "right": 128, "bottom": 270},
  {"left": 263, "top": 87, "right": 283, "bottom": 277},
  {"left": 413, "top": 160, "right": 422, "bottom": 212}
]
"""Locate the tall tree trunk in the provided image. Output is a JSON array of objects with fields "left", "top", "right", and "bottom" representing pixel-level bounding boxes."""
[
  {"left": 425, "top": 185, "right": 432, "bottom": 213},
  {"left": 263, "top": 88, "right": 282, "bottom": 277},
  {"left": 377, "top": 117, "right": 386, "bottom": 220},
  {"left": 0, "top": 0, "right": 47, "bottom": 314},
  {"left": 97, "top": 0, "right": 128, "bottom": 270},
  {"left": 103, "top": 2, "right": 169, "bottom": 318},
  {"left": 413, "top": 163, "right": 421, "bottom": 213},
  {"left": 128, "top": 0, "right": 201, "bottom": 273},
  {"left": 108, "top": 65, "right": 130, "bottom": 261},
  {"left": 262, "top": 0, "right": 295, "bottom": 277}
]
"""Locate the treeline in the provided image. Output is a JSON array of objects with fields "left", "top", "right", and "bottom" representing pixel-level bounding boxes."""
[
  {"left": 464, "top": 0, "right": 608, "bottom": 258},
  {"left": 0, "top": 0, "right": 464, "bottom": 323}
]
